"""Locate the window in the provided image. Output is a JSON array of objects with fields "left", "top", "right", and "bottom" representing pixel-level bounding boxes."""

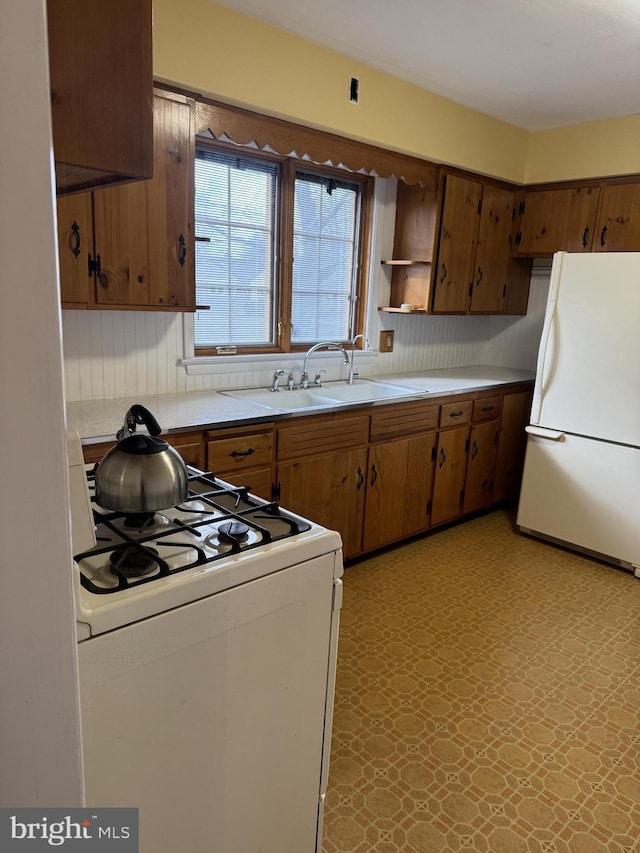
[{"left": 194, "top": 143, "right": 370, "bottom": 354}]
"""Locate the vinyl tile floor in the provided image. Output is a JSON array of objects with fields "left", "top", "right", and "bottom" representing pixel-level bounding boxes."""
[{"left": 321, "top": 509, "right": 640, "bottom": 853}]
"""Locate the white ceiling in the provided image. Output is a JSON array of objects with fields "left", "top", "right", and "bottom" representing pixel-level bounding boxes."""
[{"left": 212, "top": 0, "right": 640, "bottom": 131}]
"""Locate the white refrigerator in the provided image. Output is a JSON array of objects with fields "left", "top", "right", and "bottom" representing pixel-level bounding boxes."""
[{"left": 517, "top": 251, "right": 640, "bottom": 575}]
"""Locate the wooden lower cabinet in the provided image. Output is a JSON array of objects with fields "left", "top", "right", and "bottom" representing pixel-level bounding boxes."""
[
  {"left": 166, "top": 432, "right": 206, "bottom": 470},
  {"left": 277, "top": 448, "right": 367, "bottom": 559},
  {"left": 362, "top": 433, "right": 436, "bottom": 553},
  {"left": 493, "top": 390, "right": 532, "bottom": 503},
  {"left": 207, "top": 425, "right": 274, "bottom": 501},
  {"left": 430, "top": 426, "right": 470, "bottom": 526},
  {"left": 462, "top": 420, "right": 500, "bottom": 514}
]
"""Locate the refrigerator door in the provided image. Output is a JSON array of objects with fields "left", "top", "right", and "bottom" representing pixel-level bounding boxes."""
[
  {"left": 531, "top": 252, "right": 640, "bottom": 447},
  {"left": 517, "top": 428, "right": 640, "bottom": 569}
]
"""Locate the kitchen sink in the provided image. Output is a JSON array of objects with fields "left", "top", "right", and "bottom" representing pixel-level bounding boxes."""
[
  {"left": 315, "top": 379, "right": 420, "bottom": 404},
  {"left": 220, "top": 387, "right": 336, "bottom": 411},
  {"left": 221, "top": 379, "right": 421, "bottom": 412}
]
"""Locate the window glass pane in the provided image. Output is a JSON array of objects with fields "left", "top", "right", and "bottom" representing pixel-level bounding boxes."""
[
  {"left": 292, "top": 173, "right": 359, "bottom": 344},
  {"left": 194, "top": 148, "right": 277, "bottom": 347}
]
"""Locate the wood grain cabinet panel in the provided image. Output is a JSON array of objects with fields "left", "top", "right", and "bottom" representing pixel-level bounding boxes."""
[
  {"left": 47, "top": 0, "right": 153, "bottom": 194},
  {"left": 515, "top": 186, "right": 600, "bottom": 255},
  {"left": 430, "top": 426, "right": 470, "bottom": 527},
  {"left": 493, "top": 390, "right": 532, "bottom": 504},
  {"left": 362, "top": 433, "right": 436, "bottom": 552},
  {"left": 594, "top": 183, "right": 640, "bottom": 252},
  {"left": 463, "top": 420, "right": 500, "bottom": 514},
  {"left": 57, "top": 192, "right": 94, "bottom": 306}
]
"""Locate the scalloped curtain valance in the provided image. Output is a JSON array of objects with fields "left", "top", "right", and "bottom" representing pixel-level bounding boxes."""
[{"left": 195, "top": 98, "right": 439, "bottom": 187}]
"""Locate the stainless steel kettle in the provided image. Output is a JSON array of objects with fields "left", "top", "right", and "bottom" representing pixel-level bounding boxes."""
[{"left": 94, "top": 404, "right": 189, "bottom": 513}]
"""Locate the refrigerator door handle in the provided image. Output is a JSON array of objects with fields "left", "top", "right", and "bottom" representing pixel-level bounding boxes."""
[
  {"left": 525, "top": 425, "right": 565, "bottom": 440},
  {"left": 530, "top": 253, "right": 564, "bottom": 424}
]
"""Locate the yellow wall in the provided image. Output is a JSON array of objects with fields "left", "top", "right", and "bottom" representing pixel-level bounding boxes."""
[
  {"left": 526, "top": 116, "right": 640, "bottom": 184},
  {"left": 153, "top": 0, "right": 639, "bottom": 185}
]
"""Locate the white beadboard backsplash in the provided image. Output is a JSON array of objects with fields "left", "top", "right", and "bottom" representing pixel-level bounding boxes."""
[
  {"left": 61, "top": 174, "right": 550, "bottom": 403},
  {"left": 62, "top": 273, "right": 548, "bottom": 402}
]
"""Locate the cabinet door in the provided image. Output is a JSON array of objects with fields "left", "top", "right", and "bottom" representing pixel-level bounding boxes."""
[
  {"left": 93, "top": 94, "right": 194, "bottom": 309},
  {"left": 362, "top": 433, "right": 436, "bottom": 553},
  {"left": 471, "top": 186, "right": 516, "bottom": 313},
  {"left": 57, "top": 193, "right": 93, "bottom": 306},
  {"left": 165, "top": 434, "right": 206, "bottom": 471},
  {"left": 493, "top": 390, "right": 532, "bottom": 504},
  {"left": 47, "top": 0, "right": 153, "bottom": 194},
  {"left": 594, "top": 183, "right": 640, "bottom": 252},
  {"left": 516, "top": 187, "right": 599, "bottom": 255},
  {"left": 277, "top": 449, "right": 367, "bottom": 559},
  {"left": 463, "top": 420, "right": 499, "bottom": 514},
  {"left": 432, "top": 175, "right": 482, "bottom": 313},
  {"left": 430, "top": 426, "right": 469, "bottom": 526}
]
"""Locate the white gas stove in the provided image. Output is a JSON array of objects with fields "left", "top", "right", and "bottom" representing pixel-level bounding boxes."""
[{"left": 68, "top": 430, "right": 343, "bottom": 853}]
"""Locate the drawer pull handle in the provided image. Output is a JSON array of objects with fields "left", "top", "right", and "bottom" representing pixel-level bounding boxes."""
[
  {"left": 449, "top": 410, "right": 464, "bottom": 419},
  {"left": 480, "top": 405, "right": 495, "bottom": 412},
  {"left": 178, "top": 233, "right": 187, "bottom": 266},
  {"left": 439, "top": 448, "right": 446, "bottom": 468},
  {"left": 356, "top": 467, "right": 364, "bottom": 490},
  {"left": 440, "top": 262, "right": 448, "bottom": 284},
  {"left": 600, "top": 225, "right": 608, "bottom": 247},
  {"left": 471, "top": 440, "right": 478, "bottom": 459},
  {"left": 230, "top": 448, "right": 254, "bottom": 459},
  {"left": 582, "top": 226, "right": 590, "bottom": 248},
  {"left": 370, "top": 464, "right": 378, "bottom": 486}
]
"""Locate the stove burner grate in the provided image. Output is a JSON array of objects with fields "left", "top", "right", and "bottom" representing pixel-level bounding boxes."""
[{"left": 110, "top": 545, "right": 159, "bottom": 578}]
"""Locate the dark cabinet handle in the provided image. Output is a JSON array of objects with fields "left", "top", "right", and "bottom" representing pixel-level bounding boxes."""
[
  {"left": 69, "top": 221, "right": 81, "bottom": 258},
  {"left": 440, "top": 263, "right": 447, "bottom": 284},
  {"left": 471, "top": 440, "right": 478, "bottom": 459},
  {"left": 178, "top": 233, "right": 187, "bottom": 266},
  {"left": 600, "top": 225, "right": 608, "bottom": 247},
  {"left": 230, "top": 448, "right": 254, "bottom": 459},
  {"left": 356, "top": 467, "right": 364, "bottom": 490},
  {"left": 582, "top": 226, "right": 589, "bottom": 248},
  {"left": 449, "top": 410, "right": 464, "bottom": 419},
  {"left": 370, "top": 464, "right": 378, "bottom": 486},
  {"left": 439, "top": 448, "right": 446, "bottom": 468},
  {"left": 481, "top": 405, "right": 495, "bottom": 413},
  {"left": 475, "top": 266, "right": 483, "bottom": 286}
]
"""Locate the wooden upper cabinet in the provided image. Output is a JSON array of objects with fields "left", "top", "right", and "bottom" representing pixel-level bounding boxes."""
[
  {"left": 59, "top": 92, "right": 195, "bottom": 311},
  {"left": 57, "top": 192, "right": 93, "bottom": 306},
  {"left": 432, "top": 175, "right": 482, "bottom": 313},
  {"left": 515, "top": 186, "right": 600, "bottom": 255},
  {"left": 594, "top": 183, "right": 640, "bottom": 252},
  {"left": 472, "top": 185, "right": 522, "bottom": 313},
  {"left": 47, "top": 0, "right": 153, "bottom": 195}
]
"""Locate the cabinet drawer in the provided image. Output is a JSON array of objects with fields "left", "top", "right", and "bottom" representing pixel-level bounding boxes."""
[
  {"left": 277, "top": 414, "right": 369, "bottom": 461},
  {"left": 370, "top": 402, "right": 439, "bottom": 441},
  {"left": 472, "top": 396, "right": 503, "bottom": 422},
  {"left": 439, "top": 400, "right": 472, "bottom": 428},
  {"left": 207, "top": 430, "right": 273, "bottom": 471}
]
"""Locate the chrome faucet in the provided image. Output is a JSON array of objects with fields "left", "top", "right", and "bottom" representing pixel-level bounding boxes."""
[
  {"left": 348, "top": 335, "right": 369, "bottom": 385},
  {"left": 300, "top": 341, "right": 350, "bottom": 389}
]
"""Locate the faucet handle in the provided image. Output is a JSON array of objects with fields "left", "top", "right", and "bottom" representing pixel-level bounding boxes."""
[
  {"left": 270, "top": 369, "right": 285, "bottom": 392},
  {"left": 286, "top": 371, "right": 296, "bottom": 390},
  {"left": 314, "top": 369, "right": 327, "bottom": 386}
]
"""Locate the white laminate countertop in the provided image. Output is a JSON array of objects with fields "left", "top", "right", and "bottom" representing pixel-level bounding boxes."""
[{"left": 67, "top": 365, "right": 535, "bottom": 444}]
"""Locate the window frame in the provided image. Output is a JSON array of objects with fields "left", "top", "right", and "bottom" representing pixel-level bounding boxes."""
[{"left": 193, "top": 138, "right": 373, "bottom": 357}]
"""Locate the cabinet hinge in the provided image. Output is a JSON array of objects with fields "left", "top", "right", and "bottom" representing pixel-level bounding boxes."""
[
  {"left": 465, "top": 437, "right": 470, "bottom": 452},
  {"left": 502, "top": 284, "right": 507, "bottom": 298},
  {"left": 431, "top": 445, "right": 437, "bottom": 461},
  {"left": 468, "top": 281, "right": 474, "bottom": 298},
  {"left": 271, "top": 482, "right": 281, "bottom": 502},
  {"left": 515, "top": 232, "right": 522, "bottom": 246},
  {"left": 87, "top": 253, "right": 101, "bottom": 277}
]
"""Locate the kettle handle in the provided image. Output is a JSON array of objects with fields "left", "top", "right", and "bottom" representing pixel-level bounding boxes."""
[{"left": 117, "top": 404, "right": 162, "bottom": 440}]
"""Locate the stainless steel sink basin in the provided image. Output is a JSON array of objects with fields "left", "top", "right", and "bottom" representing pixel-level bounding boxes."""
[
  {"left": 221, "top": 379, "right": 421, "bottom": 412},
  {"left": 220, "top": 387, "right": 335, "bottom": 411},
  {"left": 315, "top": 379, "right": 419, "bottom": 404}
]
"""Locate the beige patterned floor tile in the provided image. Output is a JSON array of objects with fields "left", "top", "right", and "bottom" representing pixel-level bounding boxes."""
[{"left": 322, "top": 509, "right": 640, "bottom": 853}]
